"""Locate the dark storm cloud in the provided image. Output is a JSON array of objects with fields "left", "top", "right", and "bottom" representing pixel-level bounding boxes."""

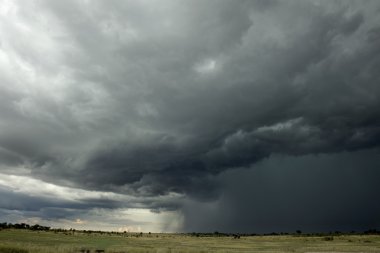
[
  {"left": 1, "top": 0, "right": 380, "bottom": 230},
  {"left": 80, "top": 1, "right": 380, "bottom": 196}
]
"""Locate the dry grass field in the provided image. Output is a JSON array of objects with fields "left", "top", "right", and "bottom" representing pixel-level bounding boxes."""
[{"left": 1, "top": 229, "right": 380, "bottom": 253}]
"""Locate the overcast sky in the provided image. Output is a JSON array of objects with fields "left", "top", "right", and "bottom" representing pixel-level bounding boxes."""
[{"left": 0, "top": 0, "right": 380, "bottom": 233}]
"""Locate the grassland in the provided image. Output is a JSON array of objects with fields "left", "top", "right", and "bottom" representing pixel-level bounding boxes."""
[{"left": 1, "top": 229, "right": 380, "bottom": 253}]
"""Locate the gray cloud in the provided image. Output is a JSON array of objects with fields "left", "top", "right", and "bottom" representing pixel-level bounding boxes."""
[{"left": 1, "top": 0, "right": 380, "bottom": 231}]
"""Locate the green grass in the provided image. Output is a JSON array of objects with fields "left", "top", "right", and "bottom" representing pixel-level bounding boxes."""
[
  {"left": 0, "top": 246, "right": 28, "bottom": 253},
  {"left": 0, "top": 229, "right": 380, "bottom": 253}
]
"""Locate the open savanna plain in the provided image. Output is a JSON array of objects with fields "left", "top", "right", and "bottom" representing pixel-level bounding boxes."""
[{"left": 0, "top": 229, "right": 380, "bottom": 253}]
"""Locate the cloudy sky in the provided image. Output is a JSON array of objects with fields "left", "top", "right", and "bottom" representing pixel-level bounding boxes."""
[{"left": 0, "top": 0, "right": 380, "bottom": 233}]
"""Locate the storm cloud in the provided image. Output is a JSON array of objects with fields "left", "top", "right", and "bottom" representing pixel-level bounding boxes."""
[{"left": 0, "top": 0, "right": 380, "bottom": 232}]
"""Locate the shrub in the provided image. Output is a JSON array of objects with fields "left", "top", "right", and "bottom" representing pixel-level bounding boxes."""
[{"left": 323, "top": 236, "right": 334, "bottom": 241}]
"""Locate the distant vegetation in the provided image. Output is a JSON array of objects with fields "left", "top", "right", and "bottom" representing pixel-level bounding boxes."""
[
  {"left": 0, "top": 223, "right": 50, "bottom": 231},
  {"left": 1, "top": 222, "right": 380, "bottom": 237}
]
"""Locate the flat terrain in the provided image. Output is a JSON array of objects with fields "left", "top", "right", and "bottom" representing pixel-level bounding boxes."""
[{"left": 0, "top": 229, "right": 380, "bottom": 253}]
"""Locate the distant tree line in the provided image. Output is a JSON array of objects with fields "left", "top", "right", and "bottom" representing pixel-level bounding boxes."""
[
  {"left": 0, "top": 222, "right": 148, "bottom": 237},
  {"left": 1, "top": 222, "right": 379, "bottom": 237},
  {"left": 0, "top": 222, "right": 50, "bottom": 231}
]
